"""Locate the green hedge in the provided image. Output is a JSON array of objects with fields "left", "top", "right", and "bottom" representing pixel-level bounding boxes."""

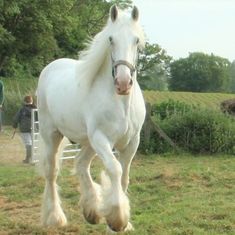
[
  {"left": 139, "top": 100, "right": 235, "bottom": 155},
  {"left": 151, "top": 98, "right": 195, "bottom": 120},
  {"left": 1, "top": 78, "right": 37, "bottom": 124},
  {"left": 162, "top": 109, "right": 235, "bottom": 154}
]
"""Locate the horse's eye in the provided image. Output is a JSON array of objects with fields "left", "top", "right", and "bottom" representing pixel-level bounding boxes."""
[
  {"left": 109, "top": 36, "right": 113, "bottom": 44},
  {"left": 136, "top": 37, "right": 140, "bottom": 44}
]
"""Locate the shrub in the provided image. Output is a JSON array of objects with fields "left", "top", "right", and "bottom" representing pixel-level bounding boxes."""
[
  {"left": 1, "top": 78, "right": 37, "bottom": 124},
  {"left": 151, "top": 99, "right": 195, "bottom": 120},
  {"left": 220, "top": 98, "right": 235, "bottom": 115},
  {"left": 139, "top": 128, "right": 172, "bottom": 154},
  {"left": 160, "top": 109, "right": 235, "bottom": 154},
  {"left": 139, "top": 100, "right": 235, "bottom": 155}
]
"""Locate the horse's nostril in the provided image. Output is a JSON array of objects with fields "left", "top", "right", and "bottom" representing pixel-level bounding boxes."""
[
  {"left": 129, "top": 79, "right": 133, "bottom": 86},
  {"left": 114, "top": 78, "right": 119, "bottom": 86}
]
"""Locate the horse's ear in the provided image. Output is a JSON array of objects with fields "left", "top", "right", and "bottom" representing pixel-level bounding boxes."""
[
  {"left": 110, "top": 5, "right": 118, "bottom": 22},
  {"left": 132, "top": 6, "right": 139, "bottom": 21}
]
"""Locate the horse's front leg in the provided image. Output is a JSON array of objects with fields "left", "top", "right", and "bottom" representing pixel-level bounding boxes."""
[
  {"left": 89, "top": 131, "right": 130, "bottom": 232},
  {"left": 40, "top": 130, "right": 67, "bottom": 227},
  {"left": 75, "top": 145, "right": 102, "bottom": 224},
  {"left": 118, "top": 134, "right": 140, "bottom": 193},
  {"left": 104, "top": 134, "right": 140, "bottom": 233}
]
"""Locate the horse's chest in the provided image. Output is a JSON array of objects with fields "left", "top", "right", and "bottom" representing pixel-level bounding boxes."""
[
  {"left": 94, "top": 109, "right": 138, "bottom": 141},
  {"left": 113, "top": 118, "right": 138, "bottom": 149},
  {"left": 88, "top": 90, "right": 145, "bottom": 145},
  {"left": 115, "top": 110, "right": 143, "bottom": 144}
]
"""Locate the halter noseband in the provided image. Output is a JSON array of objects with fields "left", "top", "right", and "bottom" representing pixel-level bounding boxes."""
[{"left": 112, "top": 60, "right": 136, "bottom": 78}]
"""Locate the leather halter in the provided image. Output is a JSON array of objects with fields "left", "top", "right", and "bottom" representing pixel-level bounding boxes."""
[{"left": 112, "top": 60, "right": 136, "bottom": 78}]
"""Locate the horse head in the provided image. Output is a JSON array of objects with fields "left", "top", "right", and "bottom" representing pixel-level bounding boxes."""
[{"left": 108, "top": 5, "right": 144, "bottom": 95}]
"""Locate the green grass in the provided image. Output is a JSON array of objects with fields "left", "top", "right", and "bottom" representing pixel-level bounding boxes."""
[
  {"left": 144, "top": 90, "right": 235, "bottom": 110},
  {"left": 130, "top": 155, "right": 235, "bottom": 235},
  {"left": 1, "top": 79, "right": 235, "bottom": 233},
  {"left": 0, "top": 155, "right": 235, "bottom": 234}
]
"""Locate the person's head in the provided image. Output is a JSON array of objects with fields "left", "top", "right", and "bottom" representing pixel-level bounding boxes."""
[{"left": 24, "top": 95, "right": 33, "bottom": 105}]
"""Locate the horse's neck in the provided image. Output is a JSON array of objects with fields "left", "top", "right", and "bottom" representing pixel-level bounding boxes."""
[
  {"left": 79, "top": 54, "right": 139, "bottom": 116},
  {"left": 98, "top": 55, "right": 113, "bottom": 82}
]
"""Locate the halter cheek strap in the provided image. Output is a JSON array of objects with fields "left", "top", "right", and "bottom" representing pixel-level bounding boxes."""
[{"left": 112, "top": 60, "right": 136, "bottom": 78}]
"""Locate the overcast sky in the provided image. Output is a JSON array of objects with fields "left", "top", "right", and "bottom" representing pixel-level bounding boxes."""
[{"left": 132, "top": 0, "right": 235, "bottom": 61}]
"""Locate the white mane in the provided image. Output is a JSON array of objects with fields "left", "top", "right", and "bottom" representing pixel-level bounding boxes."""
[{"left": 77, "top": 8, "right": 146, "bottom": 82}]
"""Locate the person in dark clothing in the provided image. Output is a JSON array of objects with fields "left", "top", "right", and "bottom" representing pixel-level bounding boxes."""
[
  {"left": 0, "top": 80, "right": 4, "bottom": 132},
  {"left": 13, "top": 95, "right": 37, "bottom": 163}
]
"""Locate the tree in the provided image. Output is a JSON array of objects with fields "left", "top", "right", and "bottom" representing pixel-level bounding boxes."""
[
  {"left": 0, "top": 0, "right": 110, "bottom": 78},
  {"left": 109, "top": 0, "right": 132, "bottom": 9},
  {"left": 137, "top": 42, "right": 172, "bottom": 90},
  {"left": 1, "top": 0, "right": 72, "bottom": 77},
  {"left": 169, "top": 52, "right": 231, "bottom": 92}
]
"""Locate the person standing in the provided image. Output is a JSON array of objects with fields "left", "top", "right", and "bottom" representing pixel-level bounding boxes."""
[
  {"left": 13, "top": 95, "right": 36, "bottom": 163},
  {"left": 0, "top": 80, "right": 4, "bottom": 132}
]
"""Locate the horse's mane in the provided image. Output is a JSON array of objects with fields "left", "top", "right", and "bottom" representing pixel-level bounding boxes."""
[{"left": 77, "top": 9, "right": 145, "bottom": 83}]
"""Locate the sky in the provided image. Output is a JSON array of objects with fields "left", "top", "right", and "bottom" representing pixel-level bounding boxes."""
[{"left": 132, "top": 0, "right": 235, "bottom": 61}]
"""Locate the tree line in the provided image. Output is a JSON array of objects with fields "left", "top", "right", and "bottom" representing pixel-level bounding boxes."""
[{"left": 1, "top": 0, "right": 235, "bottom": 93}]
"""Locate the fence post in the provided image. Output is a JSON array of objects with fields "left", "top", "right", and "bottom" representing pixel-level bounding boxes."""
[
  {"left": 143, "top": 102, "right": 179, "bottom": 153},
  {"left": 31, "top": 109, "right": 39, "bottom": 162},
  {"left": 142, "top": 102, "right": 152, "bottom": 150}
]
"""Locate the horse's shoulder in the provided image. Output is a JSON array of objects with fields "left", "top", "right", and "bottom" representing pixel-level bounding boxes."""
[{"left": 40, "top": 58, "right": 78, "bottom": 78}]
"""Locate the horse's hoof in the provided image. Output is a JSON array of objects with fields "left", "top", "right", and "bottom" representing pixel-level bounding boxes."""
[
  {"left": 106, "top": 223, "right": 134, "bottom": 234},
  {"left": 124, "top": 222, "right": 134, "bottom": 231},
  {"left": 106, "top": 219, "right": 128, "bottom": 232},
  {"left": 83, "top": 210, "right": 101, "bottom": 224},
  {"left": 106, "top": 222, "right": 134, "bottom": 235},
  {"left": 44, "top": 212, "right": 67, "bottom": 227}
]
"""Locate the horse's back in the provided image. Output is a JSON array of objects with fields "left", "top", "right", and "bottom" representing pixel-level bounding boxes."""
[
  {"left": 37, "top": 58, "right": 78, "bottom": 103},
  {"left": 39, "top": 58, "right": 78, "bottom": 85}
]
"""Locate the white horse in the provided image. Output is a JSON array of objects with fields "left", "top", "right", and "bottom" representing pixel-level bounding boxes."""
[{"left": 37, "top": 5, "right": 146, "bottom": 233}]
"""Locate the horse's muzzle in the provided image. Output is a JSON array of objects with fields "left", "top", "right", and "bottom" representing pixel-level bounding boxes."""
[{"left": 114, "top": 78, "right": 133, "bottom": 95}]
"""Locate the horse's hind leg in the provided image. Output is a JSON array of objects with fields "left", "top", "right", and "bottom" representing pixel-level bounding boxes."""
[
  {"left": 118, "top": 134, "right": 140, "bottom": 193},
  {"left": 75, "top": 145, "right": 101, "bottom": 224},
  {"left": 40, "top": 129, "right": 66, "bottom": 226}
]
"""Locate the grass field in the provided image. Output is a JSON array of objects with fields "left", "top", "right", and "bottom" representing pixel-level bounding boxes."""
[
  {"left": 144, "top": 90, "right": 235, "bottom": 110},
  {"left": 0, "top": 127, "right": 235, "bottom": 235}
]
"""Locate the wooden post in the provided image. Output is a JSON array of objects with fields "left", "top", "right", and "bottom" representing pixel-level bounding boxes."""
[
  {"left": 143, "top": 102, "right": 179, "bottom": 153},
  {"left": 143, "top": 102, "right": 152, "bottom": 150}
]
